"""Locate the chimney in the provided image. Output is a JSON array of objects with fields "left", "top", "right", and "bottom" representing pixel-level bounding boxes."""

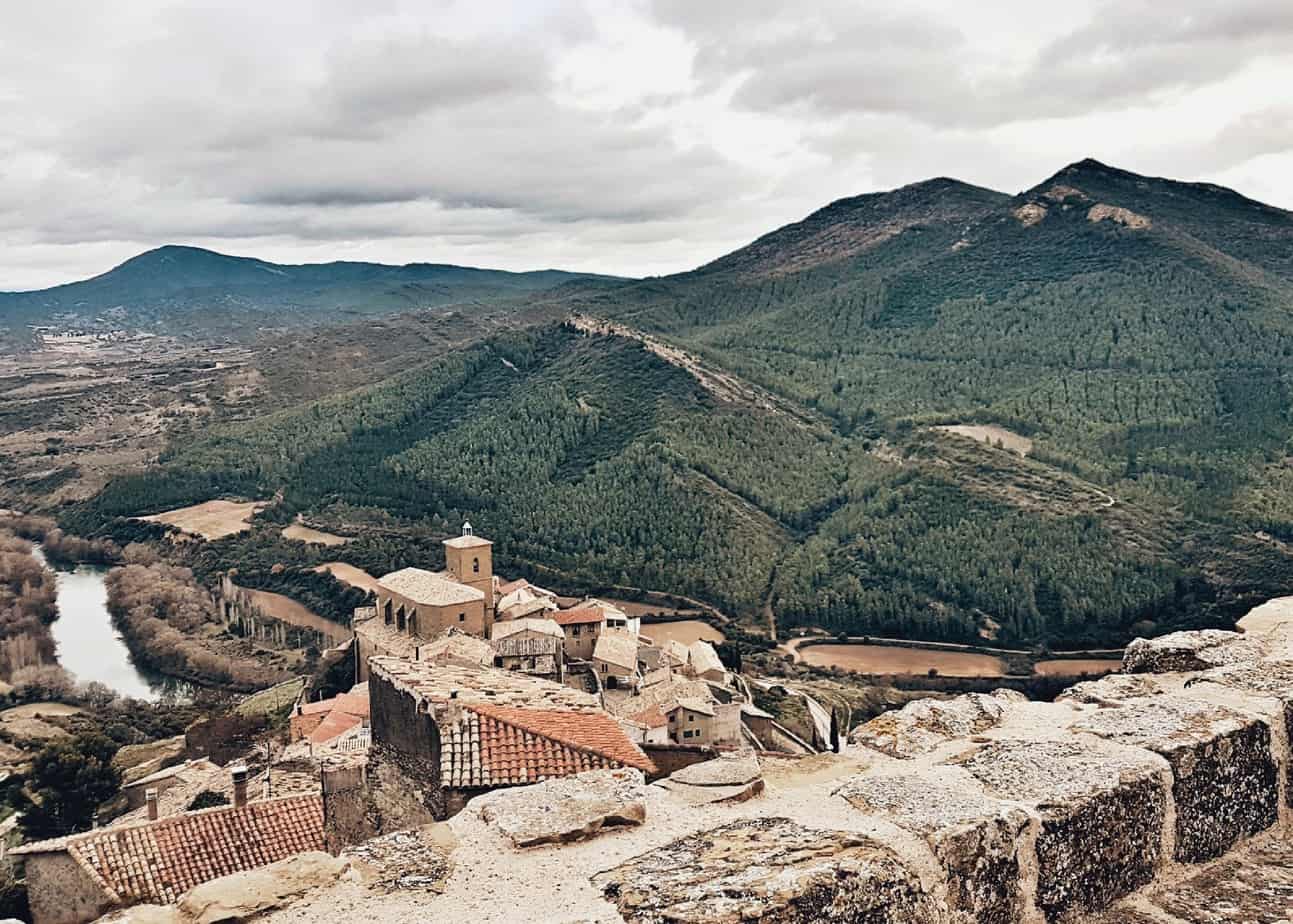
[
  {"left": 231, "top": 764, "right": 249, "bottom": 810},
  {"left": 145, "top": 788, "right": 159, "bottom": 821}
]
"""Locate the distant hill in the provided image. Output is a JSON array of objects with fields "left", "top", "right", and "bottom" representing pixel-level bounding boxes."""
[
  {"left": 0, "top": 245, "right": 616, "bottom": 347},
  {"left": 65, "top": 161, "right": 1293, "bottom": 649}
]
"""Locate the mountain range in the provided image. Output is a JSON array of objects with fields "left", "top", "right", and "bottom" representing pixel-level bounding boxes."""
[
  {"left": 56, "top": 159, "right": 1293, "bottom": 648},
  {"left": 0, "top": 245, "right": 608, "bottom": 347}
]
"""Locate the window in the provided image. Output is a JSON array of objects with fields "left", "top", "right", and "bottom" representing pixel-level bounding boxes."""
[
  {"left": 472, "top": 557, "right": 480, "bottom": 574},
  {"left": 459, "top": 612, "right": 466, "bottom": 622},
  {"left": 572, "top": 626, "right": 581, "bottom": 637},
  {"left": 688, "top": 714, "right": 695, "bottom": 722},
  {"left": 396, "top": 607, "right": 406, "bottom": 632},
  {"left": 383, "top": 600, "right": 393, "bottom": 625},
  {"left": 493, "top": 656, "right": 504, "bottom": 668}
]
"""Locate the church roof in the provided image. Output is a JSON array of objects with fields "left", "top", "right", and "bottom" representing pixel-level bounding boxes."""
[{"left": 378, "top": 567, "right": 484, "bottom": 606}]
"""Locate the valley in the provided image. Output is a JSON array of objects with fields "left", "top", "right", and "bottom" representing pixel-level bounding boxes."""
[{"left": 4, "top": 159, "right": 1293, "bottom": 662}]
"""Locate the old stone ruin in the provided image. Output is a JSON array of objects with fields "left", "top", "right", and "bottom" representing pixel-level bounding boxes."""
[{"left": 93, "top": 605, "right": 1293, "bottom": 922}]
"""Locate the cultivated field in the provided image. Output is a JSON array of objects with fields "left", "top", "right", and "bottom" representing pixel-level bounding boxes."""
[
  {"left": 798, "top": 643, "right": 1008, "bottom": 677},
  {"left": 1033, "top": 658, "right": 1122, "bottom": 677},
  {"left": 139, "top": 499, "right": 265, "bottom": 540},
  {"left": 641, "top": 619, "right": 725, "bottom": 646},
  {"left": 314, "top": 561, "right": 383, "bottom": 594},
  {"left": 932, "top": 424, "right": 1033, "bottom": 456}
]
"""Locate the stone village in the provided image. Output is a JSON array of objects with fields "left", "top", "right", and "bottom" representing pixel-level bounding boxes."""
[{"left": 8, "top": 524, "right": 1293, "bottom": 923}]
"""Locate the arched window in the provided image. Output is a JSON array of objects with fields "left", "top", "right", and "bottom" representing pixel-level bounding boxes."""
[
  {"left": 383, "top": 599, "right": 393, "bottom": 625},
  {"left": 396, "top": 606, "right": 406, "bottom": 632},
  {"left": 472, "top": 557, "right": 480, "bottom": 574}
]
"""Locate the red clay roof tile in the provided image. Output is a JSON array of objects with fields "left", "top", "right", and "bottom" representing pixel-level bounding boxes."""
[{"left": 12, "top": 795, "right": 323, "bottom": 907}]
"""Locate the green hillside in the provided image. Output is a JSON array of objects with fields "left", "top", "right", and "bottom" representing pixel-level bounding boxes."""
[{"left": 61, "top": 160, "right": 1293, "bottom": 648}]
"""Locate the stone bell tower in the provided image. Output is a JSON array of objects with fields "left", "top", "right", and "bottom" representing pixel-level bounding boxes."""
[{"left": 443, "top": 521, "right": 494, "bottom": 626}]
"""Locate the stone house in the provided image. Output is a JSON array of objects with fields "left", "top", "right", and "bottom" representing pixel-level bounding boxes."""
[
  {"left": 623, "top": 705, "right": 671, "bottom": 745},
  {"left": 664, "top": 698, "right": 743, "bottom": 746},
  {"left": 660, "top": 638, "right": 690, "bottom": 669},
  {"left": 580, "top": 598, "right": 641, "bottom": 637},
  {"left": 12, "top": 780, "right": 323, "bottom": 924},
  {"left": 685, "top": 640, "right": 728, "bottom": 683},
  {"left": 322, "top": 657, "right": 655, "bottom": 844},
  {"left": 551, "top": 606, "right": 606, "bottom": 660},
  {"left": 119, "top": 758, "right": 220, "bottom": 812},
  {"left": 592, "top": 631, "right": 640, "bottom": 690},
  {"left": 490, "top": 617, "right": 565, "bottom": 680}
]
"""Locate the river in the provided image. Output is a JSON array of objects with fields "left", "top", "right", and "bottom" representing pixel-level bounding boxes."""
[{"left": 33, "top": 545, "right": 187, "bottom": 702}]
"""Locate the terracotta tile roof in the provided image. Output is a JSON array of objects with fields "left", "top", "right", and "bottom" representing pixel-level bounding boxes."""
[
  {"left": 439, "top": 704, "right": 655, "bottom": 788},
  {"left": 123, "top": 758, "right": 220, "bottom": 791},
  {"left": 378, "top": 567, "right": 484, "bottom": 606},
  {"left": 443, "top": 534, "right": 492, "bottom": 550},
  {"left": 417, "top": 632, "right": 493, "bottom": 667},
  {"left": 13, "top": 795, "right": 323, "bottom": 907},
  {"left": 628, "top": 706, "right": 669, "bottom": 729},
  {"left": 669, "top": 697, "right": 716, "bottom": 718},
  {"left": 355, "top": 615, "right": 421, "bottom": 660},
  {"left": 551, "top": 607, "right": 605, "bottom": 626},
  {"left": 593, "top": 632, "right": 640, "bottom": 671},
  {"left": 308, "top": 710, "right": 365, "bottom": 746}
]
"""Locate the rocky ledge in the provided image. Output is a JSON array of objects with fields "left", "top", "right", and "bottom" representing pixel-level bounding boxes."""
[{"left": 108, "top": 601, "right": 1293, "bottom": 924}]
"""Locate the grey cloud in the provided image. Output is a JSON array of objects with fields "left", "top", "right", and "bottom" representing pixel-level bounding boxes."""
[{"left": 655, "top": 0, "right": 1293, "bottom": 129}]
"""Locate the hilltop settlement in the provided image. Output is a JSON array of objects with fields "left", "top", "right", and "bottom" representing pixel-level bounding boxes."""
[
  {"left": 7, "top": 523, "right": 798, "bottom": 924},
  {"left": 5, "top": 523, "right": 1293, "bottom": 923}
]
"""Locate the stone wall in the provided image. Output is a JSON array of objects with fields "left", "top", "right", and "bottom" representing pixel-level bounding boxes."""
[
  {"left": 22, "top": 851, "right": 113, "bottom": 924},
  {"left": 322, "top": 672, "right": 447, "bottom": 848}
]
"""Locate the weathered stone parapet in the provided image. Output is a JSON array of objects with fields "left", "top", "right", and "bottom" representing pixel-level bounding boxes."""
[
  {"left": 847, "top": 690, "right": 1024, "bottom": 758},
  {"left": 122, "top": 605, "right": 1293, "bottom": 924},
  {"left": 957, "top": 739, "right": 1170, "bottom": 918},
  {"left": 593, "top": 817, "right": 944, "bottom": 923},
  {"left": 835, "top": 766, "right": 1031, "bottom": 924},
  {"left": 1074, "top": 697, "right": 1279, "bottom": 862},
  {"left": 1123, "top": 629, "right": 1263, "bottom": 674}
]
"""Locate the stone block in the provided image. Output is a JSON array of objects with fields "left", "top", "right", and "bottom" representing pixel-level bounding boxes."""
[
  {"left": 835, "top": 767, "right": 1030, "bottom": 924},
  {"left": 1057, "top": 673, "right": 1169, "bottom": 706},
  {"left": 957, "top": 739, "right": 1168, "bottom": 917},
  {"left": 1089, "top": 835, "right": 1293, "bottom": 924},
  {"left": 1075, "top": 697, "right": 1278, "bottom": 861},
  {"left": 1123, "top": 630, "right": 1262, "bottom": 674},
  {"left": 476, "top": 767, "right": 647, "bottom": 847},
  {"left": 849, "top": 691, "right": 1024, "bottom": 758},
  {"left": 1204, "top": 659, "right": 1293, "bottom": 807},
  {"left": 593, "top": 817, "right": 943, "bottom": 923},
  {"left": 177, "top": 852, "right": 350, "bottom": 924}
]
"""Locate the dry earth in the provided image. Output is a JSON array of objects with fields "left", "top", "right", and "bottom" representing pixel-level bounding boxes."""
[
  {"left": 798, "top": 643, "right": 1009, "bottom": 677},
  {"left": 932, "top": 424, "right": 1033, "bottom": 456},
  {"left": 140, "top": 499, "right": 265, "bottom": 540}
]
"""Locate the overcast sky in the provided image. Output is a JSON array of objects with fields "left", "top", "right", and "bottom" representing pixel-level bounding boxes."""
[{"left": 3, "top": 0, "right": 1292, "bottom": 290}]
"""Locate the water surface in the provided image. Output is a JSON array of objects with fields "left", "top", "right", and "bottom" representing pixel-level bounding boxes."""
[{"left": 34, "top": 545, "right": 186, "bottom": 701}]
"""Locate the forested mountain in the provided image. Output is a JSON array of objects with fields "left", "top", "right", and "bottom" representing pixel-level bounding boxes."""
[
  {"left": 61, "top": 160, "right": 1293, "bottom": 649},
  {"left": 0, "top": 245, "right": 612, "bottom": 347}
]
